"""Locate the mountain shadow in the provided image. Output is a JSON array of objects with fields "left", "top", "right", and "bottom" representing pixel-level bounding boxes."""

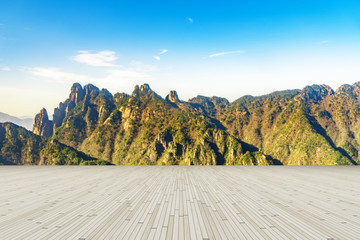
[{"left": 307, "top": 114, "right": 358, "bottom": 165}]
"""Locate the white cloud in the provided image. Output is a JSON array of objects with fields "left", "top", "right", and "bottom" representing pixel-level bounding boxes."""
[
  {"left": 24, "top": 66, "right": 151, "bottom": 90},
  {"left": 24, "top": 67, "right": 93, "bottom": 84},
  {"left": 318, "top": 40, "right": 330, "bottom": 45},
  {"left": 187, "top": 18, "right": 193, "bottom": 23},
  {"left": 153, "top": 49, "right": 168, "bottom": 61},
  {"left": 159, "top": 49, "right": 168, "bottom": 55},
  {"left": 209, "top": 50, "right": 244, "bottom": 58},
  {"left": 1, "top": 66, "right": 10, "bottom": 71},
  {"left": 73, "top": 50, "right": 121, "bottom": 67},
  {"left": 3, "top": 64, "right": 153, "bottom": 117}
]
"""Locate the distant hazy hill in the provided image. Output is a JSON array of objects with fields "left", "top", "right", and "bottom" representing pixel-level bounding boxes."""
[{"left": 0, "top": 112, "right": 34, "bottom": 130}]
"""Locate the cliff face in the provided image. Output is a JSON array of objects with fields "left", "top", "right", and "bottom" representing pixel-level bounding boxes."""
[
  {"left": 165, "top": 90, "right": 180, "bottom": 103},
  {"left": 53, "top": 83, "right": 88, "bottom": 128},
  {"left": 27, "top": 81, "right": 360, "bottom": 166},
  {"left": 33, "top": 108, "right": 53, "bottom": 138},
  {"left": 41, "top": 83, "right": 271, "bottom": 165}
]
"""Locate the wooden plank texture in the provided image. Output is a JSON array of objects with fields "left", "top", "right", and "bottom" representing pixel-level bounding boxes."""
[{"left": 0, "top": 166, "right": 359, "bottom": 239}]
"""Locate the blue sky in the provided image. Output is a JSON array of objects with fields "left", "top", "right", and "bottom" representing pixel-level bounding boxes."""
[{"left": 1, "top": 0, "right": 360, "bottom": 116}]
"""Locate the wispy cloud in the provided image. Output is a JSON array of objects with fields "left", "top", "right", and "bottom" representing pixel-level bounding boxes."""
[
  {"left": 24, "top": 66, "right": 151, "bottom": 87},
  {"left": 153, "top": 49, "right": 168, "bottom": 61},
  {"left": 209, "top": 50, "right": 244, "bottom": 58},
  {"left": 73, "top": 50, "right": 121, "bottom": 67},
  {"left": 24, "top": 67, "right": 93, "bottom": 83},
  {"left": 159, "top": 49, "right": 168, "bottom": 55},
  {"left": 1, "top": 66, "right": 10, "bottom": 71},
  {"left": 154, "top": 49, "right": 169, "bottom": 61},
  {"left": 318, "top": 40, "right": 330, "bottom": 45},
  {"left": 187, "top": 18, "right": 193, "bottom": 23}
]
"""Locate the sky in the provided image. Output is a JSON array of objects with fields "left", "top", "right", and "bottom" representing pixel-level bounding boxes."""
[{"left": 1, "top": 0, "right": 360, "bottom": 117}]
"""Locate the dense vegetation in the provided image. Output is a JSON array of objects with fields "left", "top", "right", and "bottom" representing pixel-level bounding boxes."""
[
  {"left": 47, "top": 84, "right": 272, "bottom": 165},
  {"left": 3, "top": 82, "right": 360, "bottom": 165},
  {"left": 0, "top": 122, "right": 110, "bottom": 165},
  {"left": 219, "top": 85, "right": 358, "bottom": 165}
]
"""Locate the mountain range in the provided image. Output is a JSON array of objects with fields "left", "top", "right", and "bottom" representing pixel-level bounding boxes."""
[
  {"left": 0, "top": 112, "right": 34, "bottom": 130},
  {"left": 2, "top": 82, "right": 360, "bottom": 165}
]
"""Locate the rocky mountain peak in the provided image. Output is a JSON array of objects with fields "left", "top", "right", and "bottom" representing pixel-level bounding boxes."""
[
  {"left": 33, "top": 108, "right": 53, "bottom": 138},
  {"left": 165, "top": 90, "right": 180, "bottom": 103},
  {"left": 335, "top": 84, "right": 354, "bottom": 96},
  {"left": 140, "top": 83, "right": 151, "bottom": 92},
  {"left": 132, "top": 85, "right": 140, "bottom": 97},
  {"left": 132, "top": 84, "right": 157, "bottom": 99},
  {"left": 100, "top": 88, "right": 113, "bottom": 98},
  {"left": 352, "top": 81, "right": 360, "bottom": 89},
  {"left": 70, "top": 83, "right": 85, "bottom": 104},
  {"left": 71, "top": 82, "right": 82, "bottom": 92},
  {"left": 351, "top": 82, "right": 360, "bottom": 96},
  {"left": 4, "top": 81, "right": 360, "bottom": 166},
  {"left": 298, "top": 84, "right": 334, "bottom": 102},
  {"left": 114, "top": 92, "right": 129, "bottom": 102},
  {"left": 84, "top": 84, "right": 99, "bottom": 95}
]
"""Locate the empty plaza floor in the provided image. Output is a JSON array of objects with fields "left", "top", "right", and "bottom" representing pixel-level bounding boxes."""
[{"left": 0, "top": 166, "right": 359, "bottom": 239}]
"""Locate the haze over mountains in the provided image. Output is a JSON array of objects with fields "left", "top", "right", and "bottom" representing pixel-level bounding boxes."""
[
  {"left": 1, "top": 82, "right": 360, "bottom": 165},
  {"left": 0, "top": 112, "right": 34, "bottom": 130}
]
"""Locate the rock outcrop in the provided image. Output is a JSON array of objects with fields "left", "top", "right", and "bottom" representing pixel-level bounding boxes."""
[
  {"left": 33, "top": 108, "right": 53, "bottom": 138},
  {"left": 19, "top": 81, "right": 360, "bottom": 165},
  {"left": 165, "top": 91, "right": 180, "bottom": 103}
]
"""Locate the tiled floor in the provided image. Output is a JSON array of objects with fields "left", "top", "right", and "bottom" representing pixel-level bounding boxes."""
[{"left": 0, "top": 166, "right": 359, "bottom": 239}]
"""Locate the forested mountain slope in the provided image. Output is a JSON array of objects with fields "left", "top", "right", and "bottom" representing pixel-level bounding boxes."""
[{"left": 28, "top": 82, "right": 360, "bottom": 165}]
